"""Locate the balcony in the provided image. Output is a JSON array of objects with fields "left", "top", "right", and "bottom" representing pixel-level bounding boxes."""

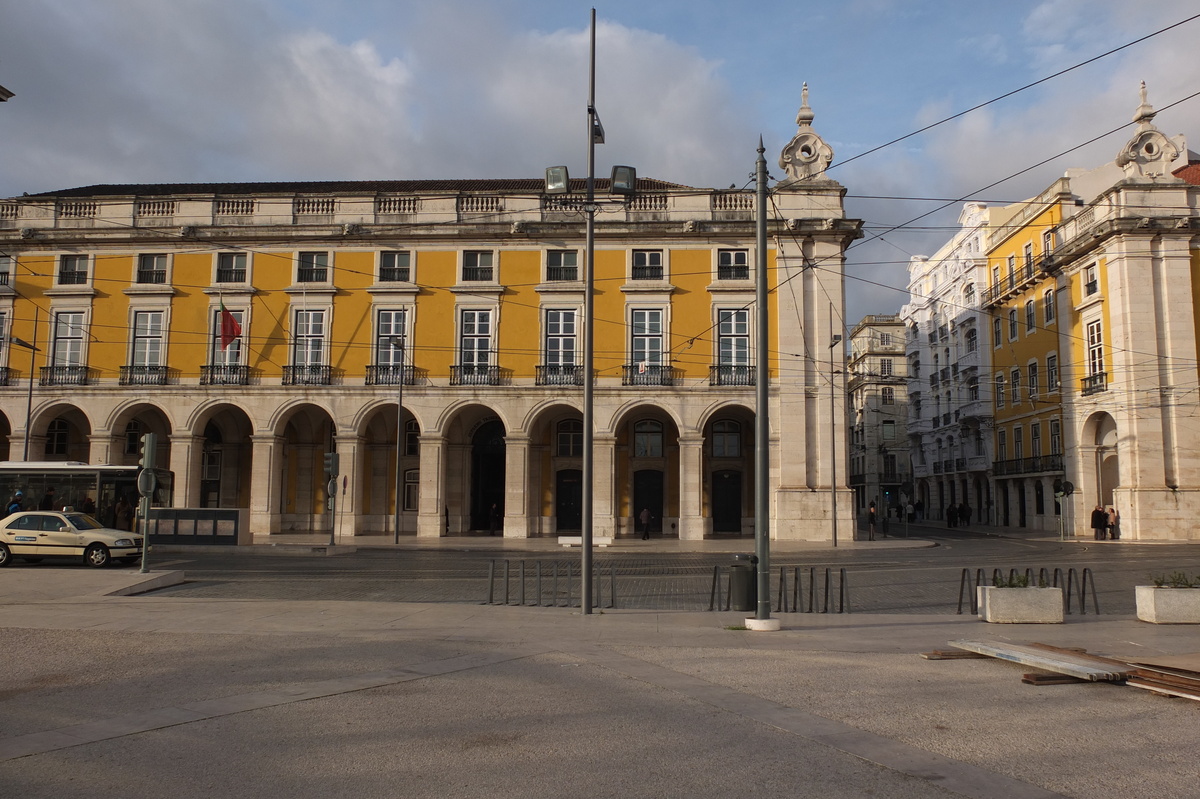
[
  {"left": 283, "top": 365, "right": 331, "bottom": 385},
  {"left": 993, "top": 454, "right": 1064, "bottom": 476},
  {"left": 57, "top": 270, "right": 88, "bottom": 285},
  {"left": 536, "top": 365, "right": 584, "bottom": 386},
  {"left": 366, "top": 364, "right": 416, "bottom": 386},
  {"left": 119, "top": 365, "right": 168, "bottom": 386},
  {"left": 0, "top": 366, "right": 12, "bottom": 386},
  {"left": 378, "top": 266, "right": 411, "bottom": 282},
  {"left": 1081, "top": 372, "right": 1107, "bottom": 396},
  {"left": 716, "top": 264, "right": 749, "bottom": 280},
  {"left": 201, "top": 365, "right": 249, "bottom": 385},
  {"left": 451, "top": 364, "right": 501, "bottom": 386},
  {"left": 215, "top": 267, "right": 247, "bottom": 283},
  {"left": 40, "top": 365, "right": 90, "bottom": 386},
  {"left": 631, "top": 264, "right": 664, "bottom": 281},
  {"left": 135, "top": 269, "right": 167, "bottom": 285},
  {"left": 461, "top": 265, "right": 494, "bottom": 282},
  {"left": 296, "top": 267, "right": 328, "bottom": 283},
  {"left": 546, "top": 265, "right": 578, "bottom": 282},
  {"left": 622, "top": 364, "right": 678, "bottom": 386},
  {"left": 709, "top": 365, "right": 756, "bottom": 386}
]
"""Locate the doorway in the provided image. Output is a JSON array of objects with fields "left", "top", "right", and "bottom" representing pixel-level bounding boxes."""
[
  {"left": 555, "top": 469, "right": 582, "bottom": 532},
  {"left": 632, "top": 469, "right": 664, "bottom": 535},
  {"left": 711, "top": 470, "right": 742, "bottom": 533},
  {"left": 470, "top": 420, "right": 506, "bottom": 530}
]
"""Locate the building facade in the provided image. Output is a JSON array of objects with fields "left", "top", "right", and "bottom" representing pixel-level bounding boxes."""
[
  {"left": 0, "top": 98, "right": 862, "bottom": 540},
  {"left": 901, "top": 203, "right": 994, "bottom": 524}
]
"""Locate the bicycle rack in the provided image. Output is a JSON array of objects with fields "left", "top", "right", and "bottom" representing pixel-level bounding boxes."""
[
  {"left": 486, "top": 559, "right": 616, "bottom": 609},
  {"left": 958, "top": 565, "right": 1100, "bottom": 615}
]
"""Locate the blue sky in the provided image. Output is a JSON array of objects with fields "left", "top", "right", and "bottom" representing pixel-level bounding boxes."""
[{"left": 3, "top": 0, "right": 1199, "bottom": 321}]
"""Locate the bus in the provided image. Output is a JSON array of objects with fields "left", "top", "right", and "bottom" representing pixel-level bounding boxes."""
[{"left": 0, "top": 462, "right": 174, "bottom": 529}]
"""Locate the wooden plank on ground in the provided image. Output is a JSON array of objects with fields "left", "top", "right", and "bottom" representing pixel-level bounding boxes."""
[
  {"left": 1126, "top": 678, "right": 1200, "bottom": 702},
  {"left": 1022, "top": 672, "right": 1085, "bottom": 686},
  {"left": 947, "top": 640, "right": 1130, "bottom": 682},
  {"left": 920, "top": 650, "right": 989, "bottom": 660}
]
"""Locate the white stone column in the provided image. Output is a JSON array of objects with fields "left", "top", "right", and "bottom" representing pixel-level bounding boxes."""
[
  {"left": 334, "top": 435, "right": 362, "bottom": 539},
  {"left": 593, "top": 435, "right": 617, "bottom": 538},
  {"left": 249, "top": 434, "right": 283, "bottom": 535},
  {"left": 169, "top": 434, "right": 204, "bottom": 508},
  {"left": 502, "top": 433, "right": 531, "bottom": 537},
  {"left": 417, "top": 433, "right": 446, "bottom": 537},
  {"left": 677, "top": 434, "right": 705, "bottom": 540},
  {"left": 88, "top": 433, "right": 113, "bottom": 466}
]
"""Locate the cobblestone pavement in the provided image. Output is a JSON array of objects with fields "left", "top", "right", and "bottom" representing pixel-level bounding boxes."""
[{"left": 77, "top": 531, "right": 1200, "bottom": 614}]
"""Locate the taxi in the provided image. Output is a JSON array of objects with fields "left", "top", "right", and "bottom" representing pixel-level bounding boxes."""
[{"left": 0, "top": 510, "right": 143, "bottom": 567}]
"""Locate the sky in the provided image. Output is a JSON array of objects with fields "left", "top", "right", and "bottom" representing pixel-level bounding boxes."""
[{"left": 3, "top": 0, "right": 1200, "bottom": 323}]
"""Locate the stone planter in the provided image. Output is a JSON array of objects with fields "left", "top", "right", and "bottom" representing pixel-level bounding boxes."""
[
  {"left": 1135, "top": 586, "right": 1200, "bottom": 623},
  {"left": 977, "top": 586, "right": 1064, "bottom": 623}
]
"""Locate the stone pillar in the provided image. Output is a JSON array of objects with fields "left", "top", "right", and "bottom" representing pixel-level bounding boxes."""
[
  {"left": 417, "top": 433, "right": 446, "bottom": 537},
  {"left": 677, "top": 435, "right": 705, "bottom": 540},
  {"left": 334, "top": 435, "right": 362, "bottom": 539},
  {"left": 88, "top": 433, "right": 113, "bottom": 466},
  {"left": 593, "top": 435, "right": 617, "bottom": 538},
  {"left": 502, "top": 433, "right": 531, "bottom": 537},
  {"left": 249, "top": 434, "right": 283, "bottom": 535},
  {"left": 169, "top": 434, "right": 204, "bottom": 508}
]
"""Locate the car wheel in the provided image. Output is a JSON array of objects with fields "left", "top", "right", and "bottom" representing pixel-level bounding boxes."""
[
  {"left": 21, "top": 557, "right": 44, "bottom": 564},
  {"left": 0, "top": 543, "right": 10, "bottom": 567},
  {"left": 84, "top": 543, "right": 111, "bottom": 568}
]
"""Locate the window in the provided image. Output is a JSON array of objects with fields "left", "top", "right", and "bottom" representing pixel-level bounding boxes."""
[
  {"left": 1008, "top": 309, "right": 1018, "bottom": 340},
  {"left": 375, "top": 309, "right": 408, "bottom": 368},
  {"left": 991, "top": 264, "right": 1000, "bottom": 289},
  {"left": 45, "top": 419, "right": 68, "bottom": 456},
  {"left": 879, "top": 332, "right": 892, "bottom": 346},
  {"left": 557, "top": 419, "right": 583, "bottom": 457},
  {"left": 293, "top": 309, "right": 326, "bottom": 365},
  {"left": 882, "top": 420, "right": 896, "bottom": 440},
  {"left": 545, "top": 309, "right": 577, "bottom": 367},
  {"left": 1023, "top": 243, "right": 1034, "bottom": 270},
  {"left": 965, "top": 328, "right": 977, "bottom": 353},
  {"left": 1010, "top": 369, "right": 1021, "bottom": 404},
  {"left": 1049, "top": 419, "right": 1061, "bottom": 454},
  {"left": 403, "top": 469, "right": 419, "bottom": 512},
  {"left": 1084, "top": 264, "right": 1098, "bottom": 296},
  {"left": 881, "top": 386, "right": 895, "bottom": 405},
  {"left": 124, "top": 421, "right": 142, "bottom": 456},
  {"left": 216, "top": 252, "right": 246, "bottom": 283},
  {"left": 995, "top": 374, "right": 1005, "bottom": 408},
  {"left": 380, "top": 251, "right": 411, "bottom": 282},
  {"left": 879, "top": 358, "right": 893, "bottom": 377},
  {"left": 1042, "top": 229, "right": 1054, "bottom": 255},
  {"left": 547, "top": 250, "right": 578, "bottom": 281},
  {"left": 58, "top": 254, "right": 88, "bottom": 285},
  {"left": 460, "top": 309, "right": 493, "bottom": 366},
  {"left": 632, "top": 250, "right": 663, "bottom": 281},
  {"left": 298, "top": 252, "right": 329, "bottom": 283},
  {"left": 1086, "top": 320, "right": 1104, "bottom": 376},
  {"left": 712, "top": 419, "right": 741, "bottom": 457},
  {"left": 131, "top": 311, "right": 164, "bottom": 366},
  {"left": 1043, "top": 289, "right": 1055, "bottom": 324},
  {"left": 136, "top": 254, "right": 167, "bottom": 284},
  {"left": 0, "top": 254, "right": 10, "bottom": 285},
  {"left": 993, "top": 318, "right": 1002, "bottom": 348},
  {"left": 211, "top": 308, "right": 244, "bottom": 365},
  {"left": 1031, "top": 422, "right": 1042, "bottom": 457},
  {"left": 1028, "top": 362, "right": 1039, "bottom": 397},
  {"left": 634, "top": 420, "right": 663, "bottom": 457},
  {"left": 1025, "top": 300, "right": 1035, "bottom": 333},
  {"left": 462, "top": 251, "right": 494, "bottom": 282},
  {"left": 52, "top": 311, "right": 85, "bottom": 366},
  {"left": 968, "top": 378, "right": 979, "bottom": 401},
  {"left": 1035, "top": 480, "right": 1045, "bottom": 515},
  {"left": 1006, "top": 256, "right": 1016, "bottom": 289},
  {"left": 717, "top": 309, "right": 749, "bottom": 366},
  {"left": 631, "top": 309, "right": 664, "bottom": 365},
  {"left": 997, "top": 429, "right": 1007, "bottom": 461},
  {"left": 1013, "top": 428, "right": 1024, "bottom": 460},
  {"left": 1047, "top": 354, "right": 1058, "bottom": 390},
  {"left": 717, "top": 249, "right": 749, "bottom": 280}
]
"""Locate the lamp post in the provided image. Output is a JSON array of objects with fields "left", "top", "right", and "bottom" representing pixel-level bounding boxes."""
[
  {"left": 390, "top": 335, "right": 406, "bottom": 545},
  {"left": 830, "top": 316, "right": 842, "bottom": 547}
]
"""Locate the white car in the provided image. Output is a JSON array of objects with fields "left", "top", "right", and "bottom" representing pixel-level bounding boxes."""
[{"left": 0, "top": 511, "right": 143, "bottom": 568}]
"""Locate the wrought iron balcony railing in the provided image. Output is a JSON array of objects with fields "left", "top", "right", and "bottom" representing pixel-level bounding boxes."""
[
  {"left": 709, "top": 365, "right": 756, "bottom": 386},
  {"left": 201, "top": 364, "right": 249, "bottom": 385},
  {"left": 622, "top": 364, "right": 677, "bottom": 386},
  {"left": 451, "top": 364, "right": 501, "bottom": 386},
  {"left": 536, "top": 364, "right": 584, "bottom": 386},
  {"left": 366, "top": 364, "right": 416, "bottom": 386},
  {"left": 1081, "top": 372, "right": 1107, "bottom": 396},
  {"left": 119, "top": 365, "right": 168, "bottom": 385},
  {"left": 40, "top": 365, "right": 89, "bottom": 386},
  {"left": 283, "top": 364, "right": 331, "bottom": 385}
]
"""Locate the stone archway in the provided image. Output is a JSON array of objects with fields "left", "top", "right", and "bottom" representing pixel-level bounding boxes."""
[{"left": 276, "top": 404, "right": 337, "bottom": 533}]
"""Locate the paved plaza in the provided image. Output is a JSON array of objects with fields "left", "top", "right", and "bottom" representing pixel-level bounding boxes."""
[{"left": 1, "top": 530, "right": 1198, "bottom": 798}]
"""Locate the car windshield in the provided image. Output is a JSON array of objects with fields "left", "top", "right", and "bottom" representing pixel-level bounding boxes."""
[{"left": 64, "top": 514, "right": 103, "bottom": 530}]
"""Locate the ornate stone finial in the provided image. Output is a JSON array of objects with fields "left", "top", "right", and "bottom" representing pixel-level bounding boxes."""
[
  {"left": 1117, "top": 81, "right": 1180, "bottom": 177},
  {"left": 779, "top": 82, "right": 833, "bottom": 181}
]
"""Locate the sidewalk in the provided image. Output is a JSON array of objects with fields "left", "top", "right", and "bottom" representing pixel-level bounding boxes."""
[{"left": 1, "top": 567, "right": 1197, "bottom": 799}]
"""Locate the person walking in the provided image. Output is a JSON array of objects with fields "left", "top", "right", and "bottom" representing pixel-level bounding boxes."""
[
  {"left": 959, "top": 502, "right": 971, "bottom": 528},
  {"left": 914, "top": 499, "right": 923, "bottom": 521},
  {"left": 639, "top": 507, "right": 652, "bottom": 540},
  {"left": 1107, "top": 505, "right": 1120, "bottom": 540},
  {"left": 1091, "top": 504, "right": 1108, "bottom": 540},
  {"left": 5, "top": 490, "right": 22, "bottom": 515},
  {"left": 488, "top": 503, "right": 500, "bottom": 536},
  {"left": 946, "top": 503, "right": 957, "bottom": 528},
  {"left": 39, "top": 486, "right": 56, "bottom": 511},
  {"left": 867, "top": 501, "right": 877, "bottom": 541}
]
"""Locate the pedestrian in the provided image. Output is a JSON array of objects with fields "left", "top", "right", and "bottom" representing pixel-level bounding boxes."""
[
  {"left": 1107, "top": 505, "right": 1120, "bottom": 540},
  {"left": 1091, "top": 504, "right": 1108, "bottom": 541},
  {"left": 488, "top": 503, "right": 500, "bottom": 536},
  {"left": 905, "top": 501, "right": 914, "bottom": 523},
  {"left": 914, "top": 499, "right": 924, "bottom": 521},
  {"left": 867, "top": 501, "right": 876, "bottom": 541},
  {"left": 639, "top": 507, "right": 651, "bottom": 540},
  {"left": 80, "top": 496, "right": 96, "bottom": 515},
  {"left": 5, "top": 490, "right": 22, "bottom": 515},
  {"left": 959, "top": 502, "right": 971, "bottom": 527},
  {"left": 946, "top": 503, "right": 957, "bottom": 528},
  {"left": 115, "top": 495, "right": 134, "bottom": 532},
  {"left": 39, "top": 486, "right": 56, "bottom": 511}
]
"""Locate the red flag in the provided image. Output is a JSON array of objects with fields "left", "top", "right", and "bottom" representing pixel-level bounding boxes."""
[{"left": 219, "top": 301, "right": 241, "bottom": 351}]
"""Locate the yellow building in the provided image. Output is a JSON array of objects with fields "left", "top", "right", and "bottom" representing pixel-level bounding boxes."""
[{"left": 0, "top": 101, "right": 862, "bottom": 540}]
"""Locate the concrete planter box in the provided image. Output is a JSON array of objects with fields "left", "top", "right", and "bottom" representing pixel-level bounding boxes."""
[
  {"left": 1136, "top": 586, "right": 1200, "bottom": 623},
  {"left": 977, "top": 586, "right": 1064, "bottom": 623}
]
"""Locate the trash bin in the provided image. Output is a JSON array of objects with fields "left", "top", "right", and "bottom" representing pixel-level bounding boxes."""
[{"left": 729, "top": 554, "right": 758, "bottom": 612}]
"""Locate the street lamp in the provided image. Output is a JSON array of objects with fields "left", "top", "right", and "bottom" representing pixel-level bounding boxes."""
[
  {"left": 544, "top": 9, "right": 636, "bottom": 615},
  {"left": 830, "top": 324, "right": 842, "bottom": 547}
]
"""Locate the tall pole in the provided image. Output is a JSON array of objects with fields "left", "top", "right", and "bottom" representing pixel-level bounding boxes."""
[
  {"left": 580, "top": 7, "right": 597, "bottom": 614},
  {"left": 23, "top": 306, "right": 38, "bottom": 462},
  {"left": 830, "top": 304, "right": 840, "bottom": 547},
  {"left": 393, "top": 337, "right": 405, "bottom": 544},
  {"left": 753, "top": 138, "right": 771, "bottom": 621}
]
